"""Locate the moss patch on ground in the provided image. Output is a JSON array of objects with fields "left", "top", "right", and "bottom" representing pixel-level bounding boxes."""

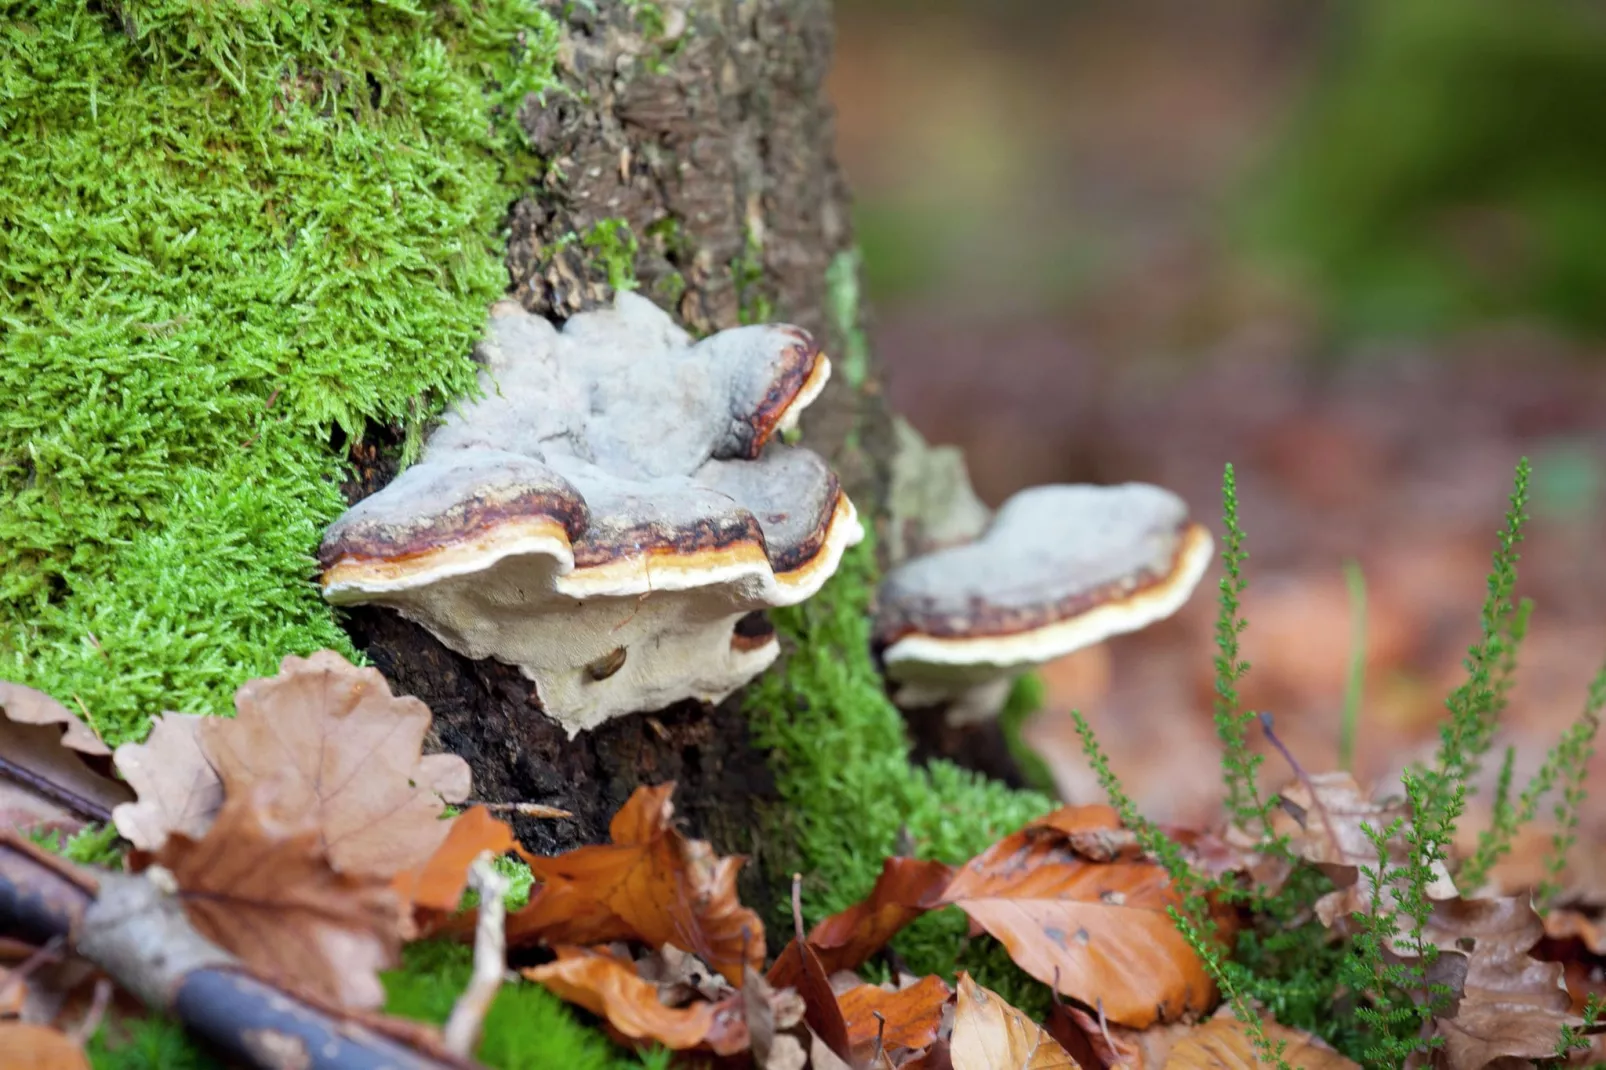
[
  {"left": 1, "top": 0, "right": 558, "bottom": 743},
  {"left": 748, "top": 538, "right": 1056, "bottom": 1011}
]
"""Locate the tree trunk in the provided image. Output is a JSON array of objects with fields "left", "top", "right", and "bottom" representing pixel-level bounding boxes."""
[{"left": 338, "top": 0, "right": 895, "bottom": 916}]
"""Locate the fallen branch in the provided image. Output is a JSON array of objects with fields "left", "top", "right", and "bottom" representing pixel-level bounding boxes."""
[{"left": 0, "top": 832, "right": 479, "bottom": 1070}]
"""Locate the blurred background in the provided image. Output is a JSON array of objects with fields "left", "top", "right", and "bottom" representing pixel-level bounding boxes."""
[{"left": 830, "top": 0, "right": 1606, "bottom": 856}]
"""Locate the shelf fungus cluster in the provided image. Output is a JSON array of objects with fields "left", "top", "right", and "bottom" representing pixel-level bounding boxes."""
[
  {"left": 874, "top": 483, "right": 1214, "bottom": 722},
  {"left": 319, "top": 293, "right": 863, "bottom": 735}
]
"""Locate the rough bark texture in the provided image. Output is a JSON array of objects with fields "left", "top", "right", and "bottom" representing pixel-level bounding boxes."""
[{"left": 337, "top": 0, "right": 895, "bottom": 904}]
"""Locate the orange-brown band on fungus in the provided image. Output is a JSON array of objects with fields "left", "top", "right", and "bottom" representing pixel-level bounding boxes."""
[
  {"left": 316, "top": 488, "right": 589, "bottom": 571},
  {"left": 321, "top": 514, "right": 576, "bottom": 591},
  {"left": 729, "top": 611, "right": 777, "bottom": 654},
  {"left": 770, "top": 491, "right": 857, "bottom": 591},
  {"left": 876, "top": 520, "right": 1212, "bottom": 644},
  {"left": 732, "top": 331, "right": 824, "bottom": 458}
]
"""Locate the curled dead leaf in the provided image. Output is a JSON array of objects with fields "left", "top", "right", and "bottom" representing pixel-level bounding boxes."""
[
  {"left": 508, "top": 783, "right": 765, "bottom": 984},
  {"left": 523, "top": 945, "right": 749, "bottom": 1055},
  {"left": 111, "top": 713, "right": 221, "bottom": 851},
  {"left": 392, "top": 806, "right": 517, "bottom": 919},
  {"left": 950, "top": 972, "right": 1079, "bottom": 1069},
  {"left": 1420, "top": 896, "right": 1585, "bottom": 1070},
  {"left": 0, "top": 681, "right": 132, "bottom": 836},
  {"left": 155, "top": 790, "right": 402, "bottom": 1011},
  {"left": 199, "top": 651, "right": 471, "bottom": 878},
  {"left": 1162, "top": 1014, "right": 1357, "bottom": 1070},
  {"left": 769, "top": 856, "right": 953, "bottom": 989},
  {"left": 942, "top": 805, "right": 1213, "bottom": 1027},
  {"left": 839, "top": 974, "right": 953, "bottom": 1060}
]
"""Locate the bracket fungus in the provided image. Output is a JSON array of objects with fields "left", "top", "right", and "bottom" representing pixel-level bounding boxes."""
[
  {"left": 874, "top": 483, "right": 1213, "bottom": 721},
  {"left": 319, "top": 293, "right": 863, "bottom": 735}
]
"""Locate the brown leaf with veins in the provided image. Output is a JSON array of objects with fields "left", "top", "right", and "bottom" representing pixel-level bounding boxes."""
[
  {"left": 111, "top": 713, "right": 221, "bottom": 851},
  {"left": 0, "top": 681, "right": 132, "bottom": 837},
  {"left": 1163, "top": 1013, "right": 1357, "bottom": 1070},
  {"left": 0, "top": 1022, "right": 91, "bottom": 1069},
  {"left": 199, "top": 650, "right": 471, "bottom": 877},
  {"left": 523, "top": 945, "right": 749, "bottom": 1055},
  {"left": 941, "top": 805, "right": 1213, "bottom": 1027},
  {"left": 950, "top": 972, "right": 1079, "bottom": 1069},
  {"left": 768, "top": 856, "right": 953, "bottom": 989},
  {"left": 1418, "top": 896, "right": 1585, "bottom": 1070},
  {"left": 507, "top": 783, "right": 765, "bottom": 984},
  {"left": 839, "top": 974, "right": 952, "bottom": 1060},
  {"left": 154, "top": 790, "right": 402, "bottom": 1011}
]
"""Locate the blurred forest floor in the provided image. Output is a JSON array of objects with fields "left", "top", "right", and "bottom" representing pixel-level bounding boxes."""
[{"left": 830, "top": 1, "right": 1606, "bottom": 874}]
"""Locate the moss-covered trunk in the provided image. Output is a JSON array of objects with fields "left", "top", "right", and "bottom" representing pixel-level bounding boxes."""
[{"left": 339, "top": 0, "right": 895, "bottom": 928}]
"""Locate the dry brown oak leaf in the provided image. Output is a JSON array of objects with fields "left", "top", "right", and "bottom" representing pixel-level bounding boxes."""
[
  {"left": 1268, "top": 773, "right": 1456, "bottom": 931},
  {"left": 110, "top": 712, "right": 221, "bottom": 851},
  {"left": 941, "top": 804, "right": 1213, "bottom": 1028},
  {"left": 1419, "top": 896, "right": 1586, "bottom": 1070},
  {"left": 769, "top": 856, "right": 954, "bottom": 989},
  {"left": 523, "top": 945, "right": 749, "bottom": 1055},
  {"left": 838, "top": 975, "right": 953, "bottom": 1060},
  {"left": 0, "top": 681, "right": 131, "bottom": 837},
  {"left": 1163, "top": 1014, "right": 1357, "bottom": 1070},
  {"left": 153, "top": 789, "right": 403, "bottom": 1011},
  {"left": 199, "top": 650, "right": 471, "bottom": 877},
  {"left": 0, "top": 1022, "right": 92, "bottom": 1070},
  {"left": 507, "top": 782, "right": 765, "bottom": 985},
  {"left": 950, "top": 971, "right": 1079, "bottom": 1069}
]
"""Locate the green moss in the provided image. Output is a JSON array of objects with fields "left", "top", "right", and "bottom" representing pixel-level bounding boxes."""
[
  {"left": 90, "top": 1017, "right": 223, "bottom": 1070},
  {"left": 824, "top": 249, "right": 871, "bottom": 389},
  {"left": 731, "top": 227, "right": 773, "bottom": 327},
  {"left": 384, "top": 941, "right": 670, "bottom": 1069},
  {"left": 747, "top": 537, "right": 1055, "bottom": 1010},
  {"left": 583, "top": 218, "right": 642, "bottom": 294},
  {"left": 1, "top": 0, "right": 559, "bottom": 742},
  {"left": 1247, "top": 0, "right": 1606, "bottom": 339},
  {"left": 998, "top": 674, "right": 1059, "bottom": 797}
]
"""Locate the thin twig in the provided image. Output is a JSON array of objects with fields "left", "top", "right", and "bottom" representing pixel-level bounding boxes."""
[
  {"left": 443, "top": 853, "right": 510, "bottom": 1058},
  {"left": 466, "top": 802, "right": 573, "bottom": 819},
  {"left": 0, "top": 934, "right": 65, "bottom": 1008},
  {"left": 69, "top": 977, "right": 113, "bottom": 1044},
  {"left": 1261, "top": 712, "right": 1347, "bottom": 862}
]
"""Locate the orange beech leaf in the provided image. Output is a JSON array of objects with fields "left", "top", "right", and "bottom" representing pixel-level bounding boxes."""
[
  {"left": 199, "top": 651, "right": 471, "bottom": 878},
  {"left": 522, "top": 945, "right": 749, "bottom": 1055},
  {"left": 392, "top": 806, "right": 517, "bottom": 916},
  {"left": 111, "top": 713, "right": 222, "bottom": 851},
  {"left": 839, "top": 975, "right": 953, "bottom": 1059},
  {"left": 769, "top": 856, "right": 953, "bottom": 989},
  {"left": 0, "top": 1022, "right": 91, "bottom": 1070},
  {"left": 941, "top": 805, "right": 1212, "bottom": 1028},
  {"left": 1164, "top": 1015, "right": 1357, "bottom": 1070},
  {"left": 950, "top": 972, "right": 1079, "bottom": 1069},
  {"left": 508, "top": 783, "right": 764, "bottom": 984},
  {"left": 155, "top": 790, "right": 402, "bottom": 1011}
]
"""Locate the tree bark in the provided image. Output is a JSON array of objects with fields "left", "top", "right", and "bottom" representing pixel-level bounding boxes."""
[{"left": 337, "top": 0, "right": 895, "bottom": 907}]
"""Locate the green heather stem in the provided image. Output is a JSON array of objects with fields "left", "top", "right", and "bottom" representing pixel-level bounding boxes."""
[
  {"left": 1213, "top": 464, "right": 1267, "bottom": 827},
  {"left": 1339, "top": 558, "right": 1368, "bottom": 773}
]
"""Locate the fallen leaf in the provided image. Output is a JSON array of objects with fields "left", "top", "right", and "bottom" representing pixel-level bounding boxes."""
[
  {"left": 110, "top": 713, "right": 221, "bottom": 851},
  {"left": 949, "top": 972, "right": 1078, "bottom": 1069},
  {"left": 1541, "top": 907, "right": 1606, "bottom": 954},
  {"left": 523, "top": 945, "right": 748, "bottom": 1054},
  {"left": 1163, "top": 1014, "right": 1358, "bottom": 1070},
  {"left": 508, "top": 783, "right": 765, "bottom": 984},
  {"left": 769, "top": 857, "right": 953, "bottom": 988},
  {"left": 392, "top": 806, "right": 516, "bottom": 917},
  {"left": 638, "top": 944, "right": 733, "bottom": 1004},
  {"left": 941, "top": 805, "right": 1213, "bottom": 1027},
  {"left": 782, "top": 878, "right": 853, "bottom": 1062},
  {"left": 1269, "top": 773, "right": 1456, "bottom": 934},
  {"left": 0, "top": 681, "right": 132, "bottom": 837},
  {"left": 199, "top": 651, "right": 471, "bottom": 877},
  {"left": 1419, "top": 896, "right": 1585, "bottom": 1070},
  {"left": 155, "top": 790, "right": 402, "bottom": 1011},
  {"left": 742, "top": 961, "right": 807, "bottom": 1069},
  {"left": 1048, "top": 999, "right": 1192, "bottom": 1070},
  {"left": 839, "top": 974, "right": 953, "bottom": 1059},
  {"left": 0, "top": 1022, "right": 91, "bottom": 1069}
]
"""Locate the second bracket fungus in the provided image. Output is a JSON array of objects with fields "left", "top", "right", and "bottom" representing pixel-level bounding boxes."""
[
  {"left": 319, "top": 294, "right": 863, "bottom": 735},
  {"left": 874, "top": 483, "right": 1213, "bottom": 721}
]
